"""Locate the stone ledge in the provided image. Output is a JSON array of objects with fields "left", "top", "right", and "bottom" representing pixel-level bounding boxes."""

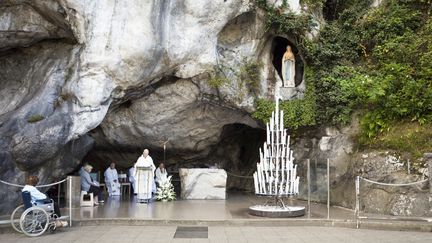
[
  {"left": 68, "top": 218, "right": 432, "bottom": 232},
  {"left": 2, "top": 217, "right": 431, "bottom": 234}
]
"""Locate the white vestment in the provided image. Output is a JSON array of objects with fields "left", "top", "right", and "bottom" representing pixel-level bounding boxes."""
[
  {"left": 155, "top": 167, "right": 168, "bottom": 185},
  {"left": 104, "top": 168, "right": 121, "bottom": 196},
  {"left": 128, "top": 167, "right": 136, "bottom": 194},
  {"left": 134, "top": 155, "right": 156, "bottom": 200}
]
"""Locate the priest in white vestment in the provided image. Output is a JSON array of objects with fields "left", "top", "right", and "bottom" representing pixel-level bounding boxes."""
[
  {"left": 134, "top": 149, "right": 156, "bottom": 202},
  {"left": 104, "top": 162, "right": 121, "bottom": 196}
]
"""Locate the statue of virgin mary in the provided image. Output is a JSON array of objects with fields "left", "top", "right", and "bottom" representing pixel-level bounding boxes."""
[{"left": 281, "top": 45, "right": 295, "bottom": 88}]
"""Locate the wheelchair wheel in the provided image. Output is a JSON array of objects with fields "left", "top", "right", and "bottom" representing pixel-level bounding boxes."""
[
  {"left": 20, "top": 206, "right": 50, "bottom": 237},
  {"left": 10, "top": 204, "right": 24, "bottom": 233}
]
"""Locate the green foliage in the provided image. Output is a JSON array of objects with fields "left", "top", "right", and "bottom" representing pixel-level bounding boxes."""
[
  {"left": 27, "top": 114, "right": 45, "bottom": 123},
  {"left": 208, "top": 72, "right": 229, "bottom": 88},
  {"left": 305, "top": 0, "right": 432, "bottom": 129},
  {"left": 255, "top": 0, "right": 432, "bottom": 159},
  {"left": 208, "top": 58, "right": 263, "bottom": 97},
  {"left": 237, "top": 58, "right": 263, "bottom": 94},
  {"left": 358, "top": 122, "right": 432, "bottom": 168},
  {"left": 300, "top": 0, "right": 325, "bottom": 9},
  {"left": 255, "top": 0, "right": 314, "bottom": 42},
  {"left": 252, "top": 84, "right": 316, "bottom": 130}
]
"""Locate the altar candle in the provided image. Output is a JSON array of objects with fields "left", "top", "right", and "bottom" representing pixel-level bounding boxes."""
[
  {"left": 281, "top": 129, "right": 285, "bottom": 145},
  {"left": 276, "top": 119, "right": 280, "bottom": 145},
  {"left": 259, "top": 163, "right": 264, "bottom": 194},
  {"left": 280, "top": 110, "right": 284, "bottom": 132},
  {"left": 266, "top": 123, "right": 270, "bottom": 142},
  {"left": 275, "top": 152, "right": 278, "bottom": 194},
  {"left": 275, "top": 104, "right": 279, "bottom": 133},
  {"left": 270, "top": 111, "right": 274, "bottom": 130}
]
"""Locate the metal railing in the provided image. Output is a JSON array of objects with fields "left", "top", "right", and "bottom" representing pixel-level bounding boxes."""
[
  {"left": 354, "top": 176, "right": 429, "bottom": 228},
  {"left": 0, "top": 177, "right": 73, "bottom": 227}
]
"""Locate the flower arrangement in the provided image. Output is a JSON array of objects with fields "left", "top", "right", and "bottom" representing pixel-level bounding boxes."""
[{"left": 155, "top": 176, "right": 176, "bottom": 201}]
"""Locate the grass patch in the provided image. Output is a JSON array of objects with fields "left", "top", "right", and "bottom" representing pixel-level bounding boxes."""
[{"left": 358, "top": 121, "right": 432, "bottom": 169}]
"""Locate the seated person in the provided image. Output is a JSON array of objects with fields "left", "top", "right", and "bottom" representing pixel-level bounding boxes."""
[
  {"left": 79, "top": 163, "right": 104, "bottom": 205},
  {"left": 128, "top": 166, "right": 136, "bottom": 195},
  {"left": 104, "top": 162, "right": 121, "bottom": 196},
  {"left": 22, "top": 175, "right": 68, "bottom": 227},
  {"left": 155, "top": 162, "right": 168, "bottom": 187}
]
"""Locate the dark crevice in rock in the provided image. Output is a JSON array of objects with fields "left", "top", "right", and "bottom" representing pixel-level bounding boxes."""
[{"left": 110, "top": 75, "right": 181, "bottom": 110}]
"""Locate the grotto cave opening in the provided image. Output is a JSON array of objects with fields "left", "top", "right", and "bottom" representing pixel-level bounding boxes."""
[
  {"left": 208, "top": 123, "right": 266, "bottom": 192},
  {"left": 75, "top": 122, "right": 266, "bottom": 194}
]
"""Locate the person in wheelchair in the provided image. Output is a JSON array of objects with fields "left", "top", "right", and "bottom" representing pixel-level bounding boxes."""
[{"left": 22, "top": 175, "right": 68, "bottom": 227}]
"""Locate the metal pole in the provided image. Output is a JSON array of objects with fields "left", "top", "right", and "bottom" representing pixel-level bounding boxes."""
[
  {"left": 407, "top": 159, "right": 410, "bottom": 175},
  {"left": 307, "top": 159, "right": 311, "bottom": 219},
  {"left": 57, "top": 183, "right": 61, "bottom": 206},
  {"left": 355, "top": 176, "right": 360, "bottom": 229},
  {"left": 68, "top": 176, "right": 72, "bottom": 227},
  {"left": 327, "top": 158, "right": 330, "bottom": 220}
]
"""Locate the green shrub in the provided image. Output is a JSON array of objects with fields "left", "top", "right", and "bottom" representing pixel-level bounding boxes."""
[
  {"left": 208, "top": 72, "right": 229, "bottom": 88},
  {"left": 252, "top": 84, "right": 316, "bottom": 130},
  {"left": 27, "top": 114, "right": 45, "bottom": 123},
  {"left": 238, "top": 58, "right": 263, "bottom": 95},
  {"left": 208, "top": 58, "right": 263, "bottom": 97}
]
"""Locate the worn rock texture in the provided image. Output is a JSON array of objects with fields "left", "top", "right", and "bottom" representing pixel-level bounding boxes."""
[
  {"left": 0, "top": 0, "right": 280, "bottom": 213},
  {"left": 179, "top": 168, "right": 227, "bottom": 199}
]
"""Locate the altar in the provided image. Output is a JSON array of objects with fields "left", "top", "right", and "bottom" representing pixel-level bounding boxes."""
[{"left": 179, "top": 168, "right": 227, "bottom": 200}]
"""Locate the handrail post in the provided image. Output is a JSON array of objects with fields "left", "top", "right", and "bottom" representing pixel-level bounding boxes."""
[
  {"left": 307, "top": 159, "right": 311, "bottom": 219},
  {"left": 68, "top": 176, "right": 72, "bottom": 227},
  {"left": 355, "top": 176, "right": 360, "bottom": 229},
  {"left": 327, "top": 158, "right": 330, "bottom": 220}
]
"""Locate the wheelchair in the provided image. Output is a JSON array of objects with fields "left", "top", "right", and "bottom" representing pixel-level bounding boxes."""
[{"left": 10, "top": 191, "right": 61, "bottom": 237}]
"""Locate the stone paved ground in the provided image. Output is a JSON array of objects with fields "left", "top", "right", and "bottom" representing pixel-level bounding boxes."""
[{"left": 0, "top": 225, "right": 431, "bottom": 243}]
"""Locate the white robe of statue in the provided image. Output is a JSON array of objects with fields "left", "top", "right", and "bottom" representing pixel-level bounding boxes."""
[
  {"left": 128, "top": 166, "right": 136, "bottom": 194},
  {"left": 104, "top": 168, "right": 121, "bottom": 196},
  {"left": 282, "top": 45, "right": 296, "bottom": 88},
  {"left": 134, "top": 155, "right": 156, "bottom": 200}
]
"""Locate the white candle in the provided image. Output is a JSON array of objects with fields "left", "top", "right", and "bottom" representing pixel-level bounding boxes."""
[
  {"left": 266, "top": 123, "right": 270, "bottom": 143},
  {"left": 253, "top": 172, "right": 258, "bottom": 193},
  {"left": 280, "top": 110, "right": 284, "bottom": 132},
  {"left": 270, "top": 111, "right": 274, "bottom": 130}
]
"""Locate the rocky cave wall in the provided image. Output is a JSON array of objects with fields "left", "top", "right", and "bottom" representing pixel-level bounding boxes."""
[
  {"left": 0, "top": 0, "right": 278, "bottom": 214},
  {"left": 0, "top": 0, "right": 429, "bottom": 216}
]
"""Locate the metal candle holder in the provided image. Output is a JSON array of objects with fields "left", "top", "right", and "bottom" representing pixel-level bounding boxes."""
[{"left": 250, "top": 98, "right": 304, "bottom": 217}]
